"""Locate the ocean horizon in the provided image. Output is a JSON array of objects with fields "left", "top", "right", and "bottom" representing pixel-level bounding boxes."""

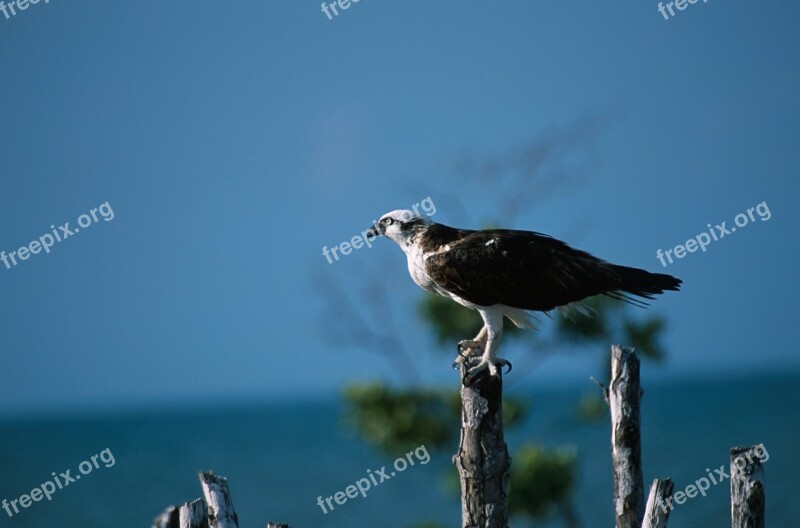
[{"left": 1, "top": 370, "right": 797, "bottom": 528}]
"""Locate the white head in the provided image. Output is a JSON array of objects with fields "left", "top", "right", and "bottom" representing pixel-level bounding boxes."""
[{"left": 369, "top": 209, "right": 432, "bottom": 251}]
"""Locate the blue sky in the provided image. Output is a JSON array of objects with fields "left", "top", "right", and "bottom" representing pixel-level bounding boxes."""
[{"left": 1, "top": 0, "right": 798, "bottom": 415}]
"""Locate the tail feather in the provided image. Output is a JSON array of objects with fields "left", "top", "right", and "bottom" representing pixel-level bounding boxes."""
[{"left": 609, "top": 264, "right": 682, "bottom": 301}]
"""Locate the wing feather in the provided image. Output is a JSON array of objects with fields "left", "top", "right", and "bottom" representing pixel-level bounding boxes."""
[{"left": 424, "top": 229, "right": 624, "bottom": 311}]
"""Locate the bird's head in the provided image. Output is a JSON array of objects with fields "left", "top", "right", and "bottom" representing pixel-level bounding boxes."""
[{"left": 367, "top": 209, "right": 431, "bottom": 251}]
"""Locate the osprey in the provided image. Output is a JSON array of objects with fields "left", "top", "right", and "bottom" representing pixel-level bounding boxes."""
[{"left": 369, "top": 210, "right": 681, "bottom": 383}]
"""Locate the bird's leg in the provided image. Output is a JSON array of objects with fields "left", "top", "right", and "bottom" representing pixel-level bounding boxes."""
[
  {"left": 461, "top": 311, "right": 512, "bottom": 385},
  {"left": 462, "top": 327, "right": 511, "bottom": 384},
  {"left": 453, "top": 325, "right": 489, "bottom": 368}
]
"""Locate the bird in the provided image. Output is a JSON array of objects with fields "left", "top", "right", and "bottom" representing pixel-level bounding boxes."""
[{"left": 368, "top": 210, "right": 681, "bottom": 384}]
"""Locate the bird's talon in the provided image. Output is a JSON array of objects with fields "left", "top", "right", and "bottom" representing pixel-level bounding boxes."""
[
  {"left": 452, "top": 352, "right": 467, "bottom": 369},
  {"left": 460, "top": 357, "right": 512, "bottom": 385},
  {"left": 497, "top": 359, "right": 513, "bottom": 374},
  {"left": 462, "top": 370, "right": 480, "bottom": 385},
  {"left": 457, "top": 339, "right": 482, "bottom": 354},
  {"left": 461, "top": 358, "right": 490, "bottom": 385}
]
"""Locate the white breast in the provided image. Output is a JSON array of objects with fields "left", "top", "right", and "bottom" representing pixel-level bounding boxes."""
[
  {"left": 405, "top": 245, "right": 436, "bottom": 292},
  {"left": 403, "top": 243, "right": 489, "bottom": 312},
  {"left": 404, "top": 243, "right": 461, "bottom": 303}
]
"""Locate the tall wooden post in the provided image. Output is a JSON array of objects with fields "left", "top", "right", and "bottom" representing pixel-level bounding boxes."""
[
  {"left": 607, "top": 345, "right": 644, "bottom": 528},
  {"left": 453, "top": 343, "right": 511, "bottom": 528}
]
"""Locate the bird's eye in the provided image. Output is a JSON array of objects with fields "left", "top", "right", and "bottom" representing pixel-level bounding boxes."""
[{"left": 383, "top": 218, "right": 394, "bottom": 226}]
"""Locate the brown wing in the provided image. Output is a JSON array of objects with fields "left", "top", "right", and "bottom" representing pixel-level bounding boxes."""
[{"left": 425, "top": 229, "right": 632, "bottom": 310}]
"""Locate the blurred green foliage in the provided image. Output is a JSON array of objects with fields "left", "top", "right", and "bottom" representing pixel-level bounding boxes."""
[
  {"left": 343, "top": 383, "right": 527, "bottom": 456},
  {"left": 576, "top": 389, "right": 607, "bottom": 422},
  {"left": 509, "top": 444, "right": 576, "bottom": 519},
  {"left": 343, "top": 383, "right": 456, "bottom": 456}
]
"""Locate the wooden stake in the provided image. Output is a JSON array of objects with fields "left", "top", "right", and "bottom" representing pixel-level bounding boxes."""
[
  {"left": 453, "top": 343, "right": 510, "bottom": 528},
  {"left": 730, "top": 445, "right": 766, "bottom": 528},
  {"left": 608, "top": 345, "right": 644, "bottom": 528}
]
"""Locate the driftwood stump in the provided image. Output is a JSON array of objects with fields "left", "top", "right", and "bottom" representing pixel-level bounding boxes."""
[
  {"left": 200, "top": 473, "right": 239, "bottom": 528},
  {"left": 179, "top": 498, "right": 208, "bottom": 528},
  {"left": 607, "top": 345, "right": 645, "bottom": 528},
  {"left": 730, "top": 445, "right": 766, "bottom": 528},
  {"left": 452, "top": 343, "right": 510, "bottom": 528},
  {"left": 152, "top": 472, "right": 246, "bottom": 528},
  {"left": 641, "top": 478, "right": 674, "bottom": 528}
]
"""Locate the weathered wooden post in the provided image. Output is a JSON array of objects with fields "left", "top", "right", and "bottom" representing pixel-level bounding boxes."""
[
  {"left": 152, "top": 472, "right": 254, "bottom": 528},
  {"left": 730, "top": 445, "right": 766, "bottom": 528},
  {"left": 200, "top": 473, "right": 239, "bottom": 528},
  {"left": 641, "top": 478, "right": 674, "bottom": 528},
  {"left": 607, "top": 345, "right": 645, "bottom": 528},
  {"left": 453, "top": 343, "right": 510, "bottom": 528},
  {"left": 179, "top": 498, "right": 208, "bottom": 528}
]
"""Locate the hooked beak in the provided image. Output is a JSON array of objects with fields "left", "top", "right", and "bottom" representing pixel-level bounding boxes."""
[{"left": 365, "top": 224, "right": 382, "bottom": 240}]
